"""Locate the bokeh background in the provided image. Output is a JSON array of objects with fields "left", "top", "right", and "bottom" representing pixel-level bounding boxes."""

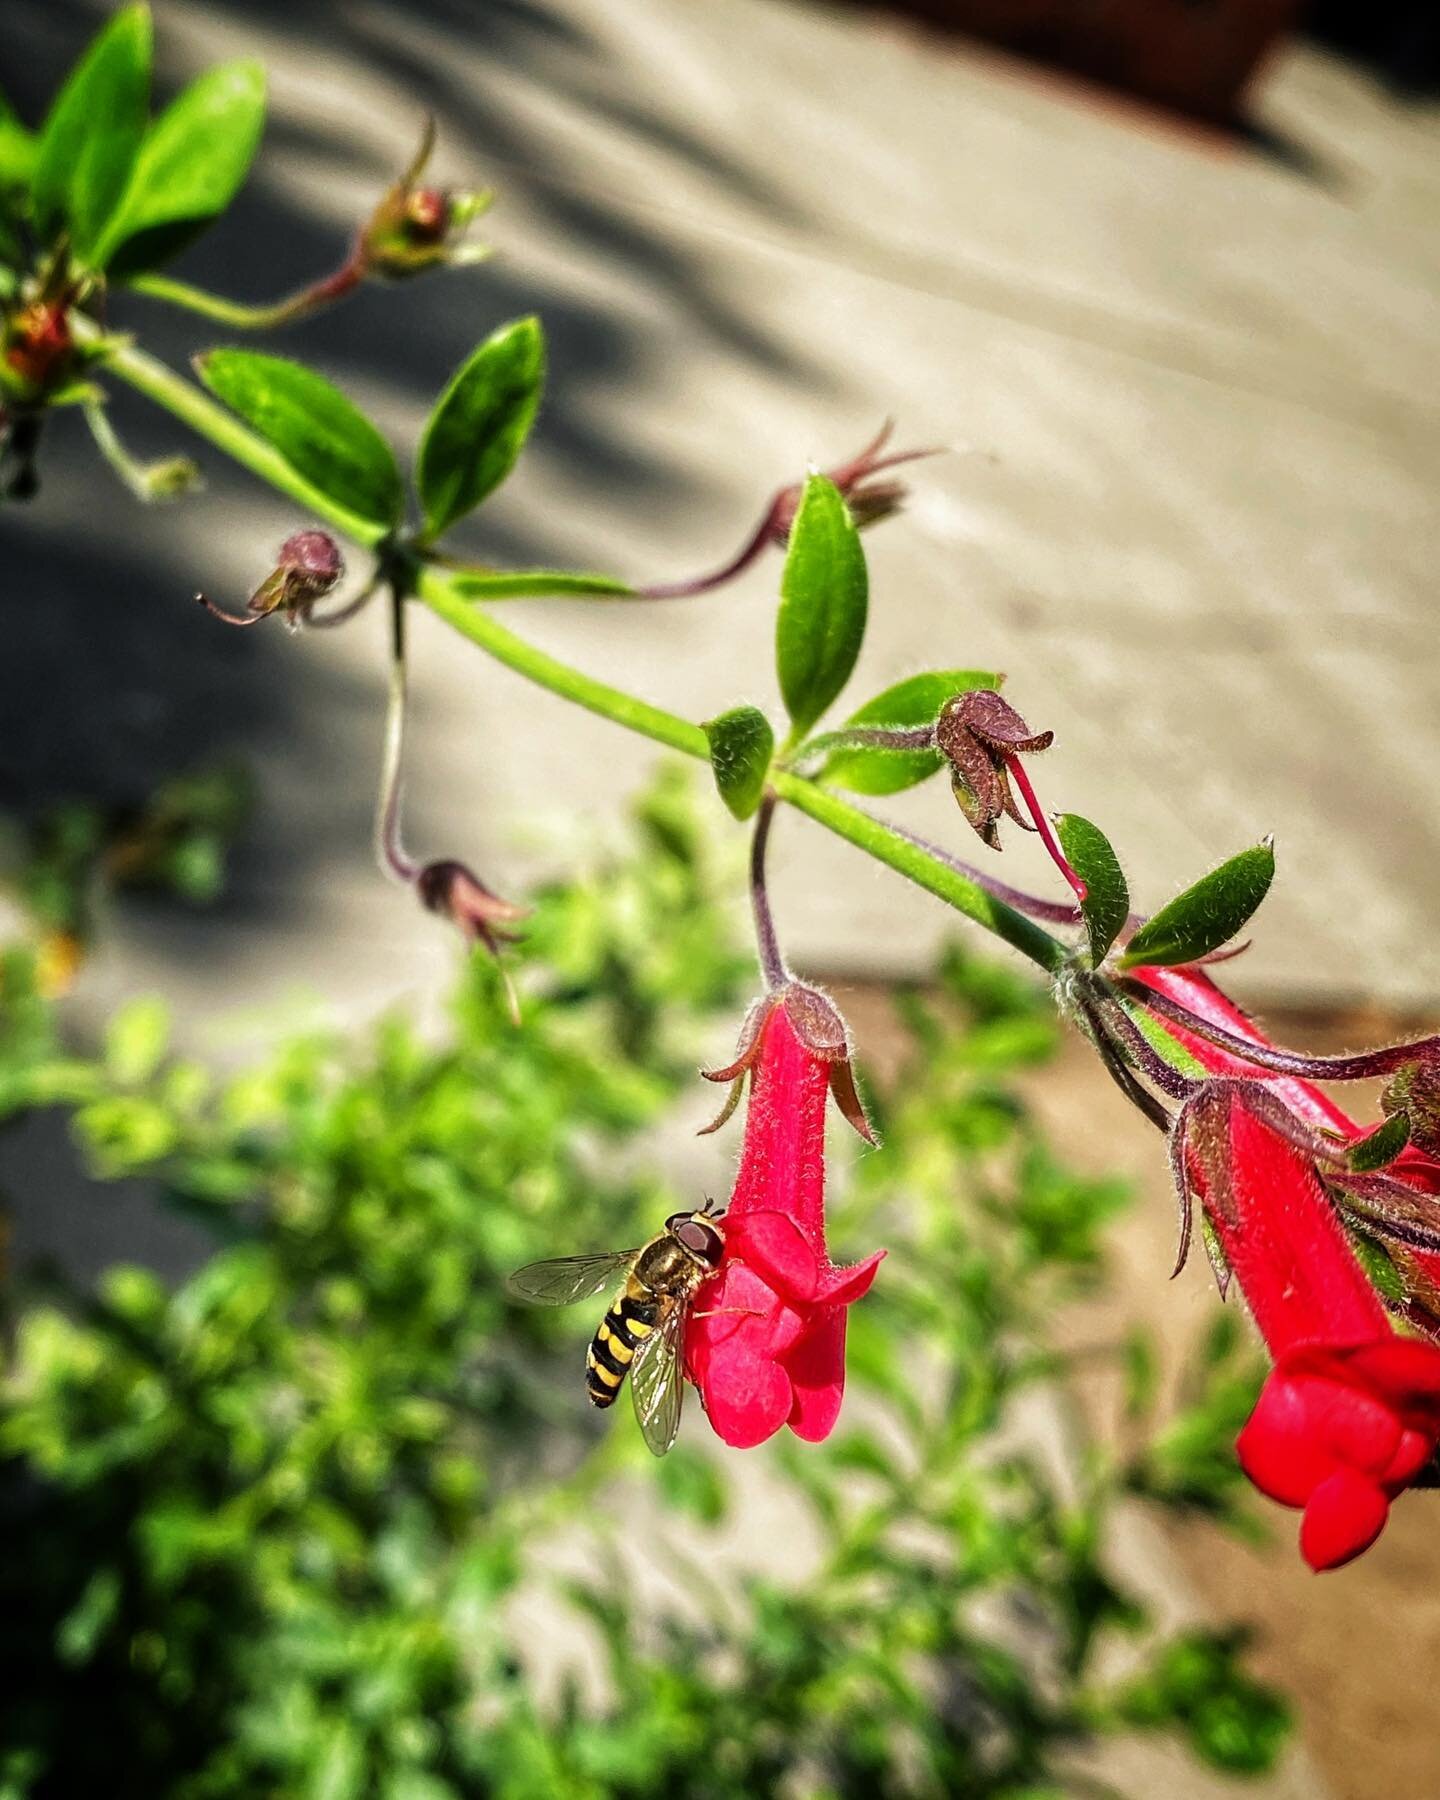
[{"left": 4, "top": 3, "right": 1439, "bottom": 1796}]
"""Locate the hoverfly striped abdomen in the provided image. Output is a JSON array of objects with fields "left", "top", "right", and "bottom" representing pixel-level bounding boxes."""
[{"left": 585, "top": 1286, "right": 658, "bottom": 1408}]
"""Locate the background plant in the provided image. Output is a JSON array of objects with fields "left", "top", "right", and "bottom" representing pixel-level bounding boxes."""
[{"left": 0, "top": 773, "right": 1285, "bottom": 1799}]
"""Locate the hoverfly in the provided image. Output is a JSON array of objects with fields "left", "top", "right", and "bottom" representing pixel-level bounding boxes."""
[{"left": 506, "top": 1206, "right": 725, "bottom": 1456}]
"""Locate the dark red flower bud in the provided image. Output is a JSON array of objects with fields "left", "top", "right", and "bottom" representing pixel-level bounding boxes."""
[{"left": 3, "top": 301, "right": 74, "bottom": 395}]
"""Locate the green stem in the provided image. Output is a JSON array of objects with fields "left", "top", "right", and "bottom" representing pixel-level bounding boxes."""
[
  {"left": 125, "top": 263, "right": 363, "bottom": 331},
  {"left": 100, "top": 339, "right": 1069, "bottom": 975},
  {"left": 771, "top": 772, "right": 1068, "bottom": 973},
  {"left": 98, "top": 334, "right": 388, "bottom": 548},
  {"left": 415, "top": 565, "right": 709, "bottom": 759}
]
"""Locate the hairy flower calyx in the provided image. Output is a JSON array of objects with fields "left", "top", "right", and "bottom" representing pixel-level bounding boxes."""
[{"left": 701, "top": 982, "right": 876, "bottom": 1146}]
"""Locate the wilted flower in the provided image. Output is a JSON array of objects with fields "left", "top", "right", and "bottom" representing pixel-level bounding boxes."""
[
  {"left": 639, "top": 423, "right": 937, "bottom": 600},
  {"left": 415, "top": 858, "right": 530, "bottom": 1024},
  {"left": 688, "top": 994, "right": 884, "bottom": 1448},
  {"left": 934, "top": 688, "right": 1054, "bottom": 851}
]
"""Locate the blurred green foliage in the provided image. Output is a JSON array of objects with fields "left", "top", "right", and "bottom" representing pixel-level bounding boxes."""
[{"left": 0, "top": 770, "right": 1282, "bottom": 1798}]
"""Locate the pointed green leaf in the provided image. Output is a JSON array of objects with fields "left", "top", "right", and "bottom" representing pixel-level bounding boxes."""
[
  {"left": 32, "top": 4, "right": 152, "bottom": 260},
  {"left": 703, "top": 706, "right": 774, "bottom": 821},
  {"left": 775, "top": 475, "right": 867, "bottom": 736},
  {"left": 100, "top": 60, "right": 266, "bottom": 274},
  {"left": 1119, "top": 841, "right": 1275, "bottom": 970},
  {"left": 196, "top": 349, "right": 403, "bottom": 528},
  {"left": 1347, "top": 1111, "right": 1410, "bottom": 1174},
  {"left": 1055, "top": 813, "right": 1129, "bottom": 964},
  {"left": 822, "top": 669, "right": 1001, "bottom": 795},
  {"left": 417, "top": 316, "right": 545, "bottom": 537},
  {"left": 449, "top": 569, "right": 632, "bottom": 600}
]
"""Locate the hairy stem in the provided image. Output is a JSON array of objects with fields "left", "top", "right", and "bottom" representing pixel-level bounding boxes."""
[{"left": 750, "top": 791, "right": 788, "bottom": 990}]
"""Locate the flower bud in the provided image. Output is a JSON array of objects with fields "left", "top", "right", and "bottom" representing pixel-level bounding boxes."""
[
  {"left": 3, "top": 301, "right": 74, "bottom": 396},
  {"left": 358, "top": 121, "right": 492, "bottom": 281},
  {"left": 1383, "top": 1056, "right": 1440, "bottom": 1158}
]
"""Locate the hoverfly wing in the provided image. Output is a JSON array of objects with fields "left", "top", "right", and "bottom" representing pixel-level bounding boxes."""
[
  {"left": 630, "top": 1296, "right": 687, "bottom": 1457},
  {"left": 506, "top": 1248, "right": 639, "bottom": 1308}
]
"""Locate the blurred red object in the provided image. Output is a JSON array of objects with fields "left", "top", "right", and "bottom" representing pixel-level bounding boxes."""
[{"left": 865, "top": 0, "right": 1306, "bottom": 125}]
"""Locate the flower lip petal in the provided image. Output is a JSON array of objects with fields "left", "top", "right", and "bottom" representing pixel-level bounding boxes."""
[
  {"left": 726, "top": 1209, "right": 822, "bottom": 1303},
  {"left": 786, "top": 1309, "right": 849, "bottom": 1443},
  {"left": 1300, "top": 1469, "right": 1390, "bottom": 1571}
]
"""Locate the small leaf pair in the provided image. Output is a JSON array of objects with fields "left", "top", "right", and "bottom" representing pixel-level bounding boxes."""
[
  {"left": 27, "top": 5, "right": 265, "bottom": 275},
  {"left": 1056, "top": 815, "right": 1275, "bottom": 970},
  {"left": 195, "top": 315, "right": 546, "bottom": 540}
]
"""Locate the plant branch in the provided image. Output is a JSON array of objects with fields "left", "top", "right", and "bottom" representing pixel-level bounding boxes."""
[{"left": 100, "top": 336, "right": 1071, "bottom": 977}]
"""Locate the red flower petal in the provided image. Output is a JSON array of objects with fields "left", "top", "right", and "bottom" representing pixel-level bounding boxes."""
[
  {"left": 1221, "top": 1101, "right": 1389, "bottom": 1353},
  {"left": 1236, "top": 1372, "right": 1338, "bottom": 1506},
  {"left": 816, "top": 1247, "right": 887, "bottom": 1307},
  {"left": 785, "top": 1309, "right": 849, "bottom": 1442},
  {"left": 700, "top": 1342, "right": 794, "bottom": 1449},
  {"left": 726, "top": 1210, "right": 822, "bottom": 1302},
  {"left": 1300, "top": 1469, "right": 1390, "bottom": 1571}
]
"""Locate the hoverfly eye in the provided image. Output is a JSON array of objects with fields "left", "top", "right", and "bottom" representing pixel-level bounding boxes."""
[
  {"left": 674, "top": 1219, "right": 723, "bottom": 1263},
  {"left": 663, "top": 1211, "right": 689, "bottom": 1234}
]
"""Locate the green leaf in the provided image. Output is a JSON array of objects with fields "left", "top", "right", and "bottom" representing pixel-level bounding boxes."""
[
  {"left": 702, "top": 706, "right": 774, "bottom": 821},
  {"left": 448, "top": 569, "right": 631, "bottom": 601},
  {"left": 822, "top": 669, "right": 1000, "bottom": 795},
  {"left": 417, "top": 316, "right": 545, "bottom": 537},
  {"left": 0, "top": 91, "right": 37, "bottom": 189},
  {"left": 1055, "top": 813, "right": 1129, "bottom": 964},
  {"left": 1119, "top": 841, "right": 1275, "bottom": 970},
  {"left": 1347, "top": 1111, "right": 1410, "bottom": 1174},
  {"left": 99, "top": 60, "right": 266, "bottom": 275},
  {"left": 32, "top": 4, "right": 152, "bottom": 260},
  {"left": 775, "top": 475, "right": 868, "bottom": 736},
  {"left": 196, "top": 349, "right": 403, "bottom": 528},
  {"left": 104, "top": 996, "right": 170, "bottom": 1086}
]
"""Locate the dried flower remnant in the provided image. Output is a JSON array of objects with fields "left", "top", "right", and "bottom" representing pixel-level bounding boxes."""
[
  {"left": 196, "top": 530, "right": 345, "bottom": 629},
  {"left": 639, "top": 422, "right": 937, "bottom": 599}
]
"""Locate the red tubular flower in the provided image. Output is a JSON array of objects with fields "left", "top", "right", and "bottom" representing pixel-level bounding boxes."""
[
  {"left": 688, "top": 997, "right": 884, "bottom": 1449},
  {"left": 1143, "top": 966, "right": 1440, "bottom": 1568}
]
